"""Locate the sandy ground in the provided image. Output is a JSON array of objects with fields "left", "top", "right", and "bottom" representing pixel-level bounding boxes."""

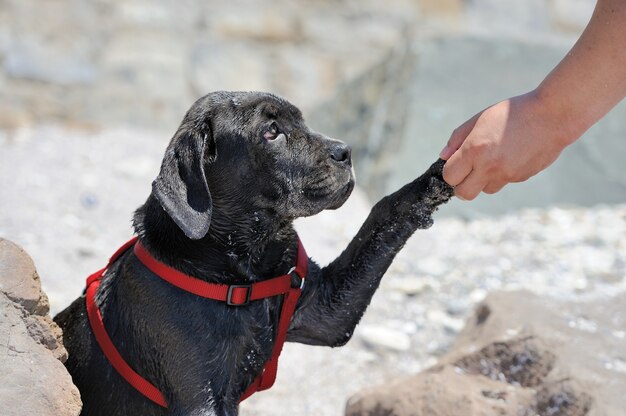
[{"left": 1, "top": 126, "right": 625, "bottom": 415}]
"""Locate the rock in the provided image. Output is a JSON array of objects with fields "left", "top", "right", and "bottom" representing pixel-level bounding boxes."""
[
  {"left": 346, "top": 365, "right": 537, "bottom": 416},
  {"left": 214, "top": 10, "right": 303, "bottom": 43},
  {"left": 419, "top": 0, "right": 463, "bottom": 17},
  {"left": 469, "top": 288, "right": 488, "bottom": 303},
  {"left": 358, "top": 325, "right": 411, "bottom": 352},
  {"left": 444, "top": 298, "right": 468, "bottom": 315},
  {"left": 426, "top": 309, "right": 465, "bottom": 333},
  {"left": 346, "top": 290, "right": 626, "bottom": 416},
  {"left": 5, "top": 38, "right": 99, "bottom": 85},
  {"left": 416, "top": 258, "right": 450, "bottom": 277},
  {"left": 0, "top": 238, "right": 49, "bottom": 314},
  {"left": 0, "top": 238, "right": 81, "bottom": 416},
  {"left": 190, "top": 42, "right": 268, "bottom": 95},
  {"left": 388, "top": 277, "right": 436, "bottom": 296},
  {"left": 0, "top": 0, "right": 419, "bottom": 130}
]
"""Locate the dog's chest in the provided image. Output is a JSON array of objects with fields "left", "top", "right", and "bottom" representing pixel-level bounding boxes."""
[{"left": 181, "top": 297, "right": 280, "bottom": 392}]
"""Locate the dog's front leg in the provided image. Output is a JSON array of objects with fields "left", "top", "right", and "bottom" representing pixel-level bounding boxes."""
[{"left": 288, "top": 160, "right": 453, "bottom": 347}]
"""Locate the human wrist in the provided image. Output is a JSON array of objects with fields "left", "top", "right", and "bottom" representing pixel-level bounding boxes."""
[{"left": 530, "top": 85, "right": 589, "bottom": 148}]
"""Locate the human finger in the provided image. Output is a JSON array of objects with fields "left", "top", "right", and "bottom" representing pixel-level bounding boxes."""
[
  {"left": 439, "top": 113, "right": 480, "bottom": 160},
  {"left": 483, "top": 180, "right": 507, "bottom": 194},
  {"left": 453, "top": 170, "right": 489, "bottom": 201},
  {"left": 442, "top": 145, "right": 473, "bottom": 187}
]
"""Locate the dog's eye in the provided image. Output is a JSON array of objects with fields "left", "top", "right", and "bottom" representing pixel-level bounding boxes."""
[{"left": 264, "top": 123, "right": 279, "bottom": 140}]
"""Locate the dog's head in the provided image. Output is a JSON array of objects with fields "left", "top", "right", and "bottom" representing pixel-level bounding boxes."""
[{"left": 152, "top": 91, "right": 355, "bottom": 240}]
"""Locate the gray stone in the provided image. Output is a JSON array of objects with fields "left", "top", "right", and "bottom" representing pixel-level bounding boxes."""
[
  {"left": 358, "top": 324, "right": 412, "bottom": 352},
  {"left": 5, "top": 39, "right": 99, "bottom": 85},
  {"left": 0, "top": 238, "right": 48, "bottom": 314},
  {"left": 0, "top": 0, "right": 420, "bottom": 130},
  {"left": 451, "top": 291, "right": 626, "bottom": 415},
  {"left": 0, "top": 239, "right": 81, "bottom": 416},
  {"left": 387, "top": 277, "right": 434, "bottom": 296},
  {"left": 426, "top": 309, "right": 465, "bottom": 333},
  {"left": 346, "top": 290, "right": 626, "bottom": 416},
  {"left": 346, "top": 365, "right": 537, "bottom": 416},
  {"left": 190, "top": 42, "right": 268, "bottom": 94}
]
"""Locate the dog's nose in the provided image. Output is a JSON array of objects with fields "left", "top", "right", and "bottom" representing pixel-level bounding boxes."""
[{"left": 330, "top": 143, "right": 352, "bottom": 164}]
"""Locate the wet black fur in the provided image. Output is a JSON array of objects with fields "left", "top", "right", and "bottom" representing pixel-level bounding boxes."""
[{"left": 54, "top": 91, "right": 453, "bottom": 416}]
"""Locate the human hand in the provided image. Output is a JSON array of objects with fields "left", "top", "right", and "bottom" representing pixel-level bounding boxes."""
[
  {"left": 439, "top": 91, "right": 573, "bottom": 200},
  {"left": 439, "top": 0, "right": 626, "bottom": 201}
]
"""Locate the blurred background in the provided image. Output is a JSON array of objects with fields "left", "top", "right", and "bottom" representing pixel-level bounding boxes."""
[
  {"left": 2, "top": 0, "right": 625, "bottom": 212},
  {"left": 1, "top": 0, "right": 625, "bottom": 415}
]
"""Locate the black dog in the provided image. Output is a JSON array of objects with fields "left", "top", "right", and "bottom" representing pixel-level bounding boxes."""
[{"left": 55, "top": 91, "right": 453, "bottom": 416}]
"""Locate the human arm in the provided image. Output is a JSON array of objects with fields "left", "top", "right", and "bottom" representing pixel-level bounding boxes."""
[{"left": 440, "top": 0, "right": 626, "bottom": 200}]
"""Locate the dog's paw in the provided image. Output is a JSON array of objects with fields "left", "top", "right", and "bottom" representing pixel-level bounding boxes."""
[
  {"left": 425, "top": 173, "right": 454, "bottom": 205},
  {"left": 410, "top": 160, "right": 454, "bottom": 228}
]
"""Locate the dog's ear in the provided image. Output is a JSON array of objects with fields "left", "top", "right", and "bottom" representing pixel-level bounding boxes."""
[{"left": 152, "top": 121, "right": 215, "bottom": 240}]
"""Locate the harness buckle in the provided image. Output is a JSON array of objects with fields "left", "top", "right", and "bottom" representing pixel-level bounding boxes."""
[
  {"left": 227, "top": 285, "right": 252, "bottom": 306},
  {"left": 288, "top": 267, "right": 305, "bottom": 290}
]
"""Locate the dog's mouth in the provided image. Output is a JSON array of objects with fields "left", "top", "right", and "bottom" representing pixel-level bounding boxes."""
[
  {"left": 328, "top": 179, "right": 355, "bottom": 209},
  {"left": 304, "top": 178, "right": 354, "bottom": 210}
]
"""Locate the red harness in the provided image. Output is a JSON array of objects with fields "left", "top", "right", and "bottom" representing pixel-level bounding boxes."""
[{"left": 85, "top": 236, "right": 308, "bottom": 408}]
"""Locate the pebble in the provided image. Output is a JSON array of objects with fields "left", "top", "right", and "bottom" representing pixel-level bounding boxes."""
[
  {"left": 358, "top": 325, "right": 411, "bottom": 352},
  {"left": 612, "top": 330, "right": 625, "bottom": 340},
  {"left": 567, "top": 316, "right": 598, "bottom": 333},
  {"left": 573, "top": 277, "right": 588, "bottom": 291},
  {"left": 416, "top": 258, "right": 449, "bottom": 276},
  {"left": 426, "top": 309, "right": 465, "bottom": 333},
  {"left": 604, "top": 359, "right": 626, "bottom": 374},
  {"left": 388, "top": 277, "right": 434, "bottom": 296},
  {"left": 114, "top": 157, "right": 157, "bottom": 179},
  {"left": 470, "top": 288, "right": 488, "bottom": 303},
  {"left": 445, "top": 298, "right": 468, "bottom": 316}
]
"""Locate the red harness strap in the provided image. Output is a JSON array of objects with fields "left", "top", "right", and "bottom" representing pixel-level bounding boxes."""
[{"left": 85, "top": 236, "right": 308, "bottom": 408}]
